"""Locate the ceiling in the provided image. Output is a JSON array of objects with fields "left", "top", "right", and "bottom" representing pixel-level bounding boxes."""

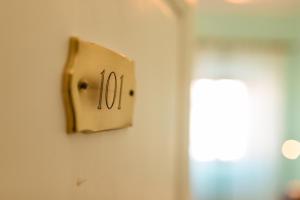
[{"left": 197, "top": 0, "right": 300, "bottom": 14}]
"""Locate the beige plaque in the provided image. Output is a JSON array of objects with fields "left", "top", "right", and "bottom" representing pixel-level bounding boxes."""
[{"left": 63, "top": 37, "right": 135, "bottom": 133}]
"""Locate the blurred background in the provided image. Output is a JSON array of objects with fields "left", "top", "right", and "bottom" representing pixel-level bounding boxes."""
[
  {"left": 189, "top": 0, "right": 300, "bottom": 200},
  {"left": 1, "top": 0, "right": 300, "bottom": 199}
]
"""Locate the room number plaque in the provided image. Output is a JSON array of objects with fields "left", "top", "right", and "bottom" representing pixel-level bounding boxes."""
[{"left": 63, "top": 37, "right": 135, "bottom": 133}]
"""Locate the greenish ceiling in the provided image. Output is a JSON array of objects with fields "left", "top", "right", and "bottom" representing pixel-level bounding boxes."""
[{"left": 195, "top": 12, "right": 300, "bottom": 41}]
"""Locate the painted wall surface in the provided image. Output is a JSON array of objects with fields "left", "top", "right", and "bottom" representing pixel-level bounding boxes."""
[{"left": 0, "top": 0, "right": 184, "bottom": 200}]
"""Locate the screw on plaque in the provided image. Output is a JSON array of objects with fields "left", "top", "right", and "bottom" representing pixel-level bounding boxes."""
[
  {"left": 129, "top": 90, "right": 134, "bottom": 96},
  {"left": 78, "top": 80, "right": 89, "bottom": 90}
]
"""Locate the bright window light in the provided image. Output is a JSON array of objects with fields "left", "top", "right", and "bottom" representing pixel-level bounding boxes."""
[{"left": 189, "top": 79, "right": 250, "bottom": 162}]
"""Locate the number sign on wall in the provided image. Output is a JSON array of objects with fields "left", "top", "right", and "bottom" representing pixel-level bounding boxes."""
[{"left": 63, "top": 37, "right": 135, "bottom": 133}]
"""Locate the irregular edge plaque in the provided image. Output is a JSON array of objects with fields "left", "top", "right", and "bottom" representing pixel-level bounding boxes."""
[
  {"left": 63, "top": 37, "right": 79, "bottom": 133},
  {"left": 62, "top": 37, "right": 135, "bottom": 134}
]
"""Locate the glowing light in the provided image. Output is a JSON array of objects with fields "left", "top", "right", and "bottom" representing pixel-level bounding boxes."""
[
  {"left": 185, "top": 0, "right": 198, "bottom": 6},
  {"left": 152, "top": 0, "right": 174, "bottom": 18},
  {"left": 287, "top": 180, "right": 300, "bottom": 199},
  {"left": 189, "top": 79, "right": 250, "bottom": 162},
  {"left": 225, "top": 0, "right": 251, "bottom": 4},
  {"left": 282, "top": 140, "right": 300, "bottom": 160}
]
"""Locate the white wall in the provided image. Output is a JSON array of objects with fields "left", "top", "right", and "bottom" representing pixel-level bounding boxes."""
[{"left": 0, "top": 0, "right": 187, "bottom": 199}]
